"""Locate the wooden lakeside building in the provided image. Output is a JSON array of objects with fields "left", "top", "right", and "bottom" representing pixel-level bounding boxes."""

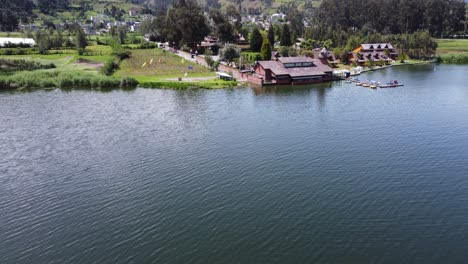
[
  {"left": 349, "top": 43, "right": 398, "bottom": 65},
  {"left": 252, "top": 56, "right": 335, "bottom": 86}
]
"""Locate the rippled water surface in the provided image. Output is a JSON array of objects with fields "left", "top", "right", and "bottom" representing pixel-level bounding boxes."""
[{"left": 1, "top": 64, "right": 468, "bottom": 263}]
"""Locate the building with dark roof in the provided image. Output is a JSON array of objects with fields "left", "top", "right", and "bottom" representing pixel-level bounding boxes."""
[
  {"left": 313, "top": 47, "right": 338, "bottom": 67},
  {"left": 253, "top": 56, "right": 334, "bottom": 85},
  {"left": 349, "top": 43, "right": 398, "bottom": 65}
]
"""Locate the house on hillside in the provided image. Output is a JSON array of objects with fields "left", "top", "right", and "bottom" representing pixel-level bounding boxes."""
[
  {"left": 200, "top": 36, "right": 219, "bottom": 48},
  {"left": 253, "top": 56, "right": 334, "bottom": 85},
  {"left": 349, "top": 43, "right": 398, "bottom": 65}
]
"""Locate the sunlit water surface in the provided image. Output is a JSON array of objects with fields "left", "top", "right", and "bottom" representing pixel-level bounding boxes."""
[{"left": 1, "top": 64, "right": 468, "bottom": 263}]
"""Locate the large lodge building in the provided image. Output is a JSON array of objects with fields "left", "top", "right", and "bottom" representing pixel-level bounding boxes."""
[
  {"left": 349, "top": 43, "right": 399, "bottom": 65},
  {"left": 253, "top": 56, "right": 334, "bottom": 85}
]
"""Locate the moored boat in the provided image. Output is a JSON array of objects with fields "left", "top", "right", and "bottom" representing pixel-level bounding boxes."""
[
  {"left": 379, "top": 84, "right": 404, "bottom": 88},
  {"left": 378, "top": 80, "right": 404, "bottom": 88}
]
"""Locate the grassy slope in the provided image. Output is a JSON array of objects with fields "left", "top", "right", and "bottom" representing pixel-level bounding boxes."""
[
  {"left": 116, "top": 49, "right": 207, "bottom": 79},
  {"left": 436, "top": 39, "right": 468, "bottom": 56},
  {"left": 115, "top": 49, "right": 236, "bottom": 88}
]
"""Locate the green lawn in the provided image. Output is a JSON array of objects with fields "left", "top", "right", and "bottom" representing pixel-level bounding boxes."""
[
  {"left": 0, "top": 45, "right": 114, "bottom": 72},
  {"left": 436, "top": 39, "right": 468, "bottom": 56},
  {"left": 115, "top": 49, "right": 212, "bottom": 80}
]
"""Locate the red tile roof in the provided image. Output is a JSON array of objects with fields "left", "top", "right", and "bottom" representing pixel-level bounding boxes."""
[
  {"left": 257, "top": 61, "right": 289, "bottom": 75},
  {"left": 257, "top": 57, "right": 333, "bottom": 77}
]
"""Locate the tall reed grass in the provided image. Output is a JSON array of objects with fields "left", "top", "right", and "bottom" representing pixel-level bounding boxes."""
[{"left": 0, "top": 70, "right": 138, "bottom": 90}]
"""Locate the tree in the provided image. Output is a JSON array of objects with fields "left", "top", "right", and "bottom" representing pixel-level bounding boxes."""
[
  {"left": 117, "top": 26, "right": 127, "bottom": 44},
  {"left": 286, "top": 5, "right": 304, "bottom": 39},
  {"left": 250, "top": 27, "right": 263, "bottom": 52},
  {"left": 164, "top": 0, "right": 210, "bottom": 49},
  {"left": 75, "top": 27, "right": 88, "bottom": 55},
  {"left": 267, "top": 24, "right": 275, "bottom": 48},
  {"left": 209, "top": 9, "right": 236, "bottom": 42},
  {"left": 280, "top": 24, "right": 292, "bottom": 47},
  {"left": 0, "top": 10, "right": 19, "bottom": 32},
  {"left": 261, "top": 38, "right": 272, "bottom": 60},
  {"left": 226, "top": 5, "right": 242, "bottom": 31},
  {"left": 220, "top": 44, "right": 240, "bottom": 62},
  {"left": 35, "top": 30, "right": 52, "bottom": 54},
  {"left": 37, "top": 0, "right": 69, "bottom": 14},
  {"left": 54, "top": 30, "right": 64, "bottom": 48},
  {"left": 399, "top": 52, "right": 408, "bottom": 63}
]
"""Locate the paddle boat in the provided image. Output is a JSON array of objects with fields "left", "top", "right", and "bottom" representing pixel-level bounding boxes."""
[{"left": 378, "top": 80, "right": 404, "bottom": 88}]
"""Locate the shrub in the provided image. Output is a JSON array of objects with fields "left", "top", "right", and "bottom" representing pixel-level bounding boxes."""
[
  {"left": 101, "top": 59, "right": 119, "bottom": 76},
  {"left": 0, "top": 70, "right": 138, "bottom": 90},
  {"left": 113, "top": 49, "right": 132, "bottom": 60},
  {"left": 220, "top": 44, "right": 240, "bottom": 62},
  {"left": 139, "top": 42, "right": 157, "bottom": 49}
]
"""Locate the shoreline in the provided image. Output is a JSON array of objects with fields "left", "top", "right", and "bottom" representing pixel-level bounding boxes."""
[
  {"left": 0, "top": 58, "right": 448, "bottom": 92},
  {"left": 356, "top": 59, "right": 437, "bottom": 75}
]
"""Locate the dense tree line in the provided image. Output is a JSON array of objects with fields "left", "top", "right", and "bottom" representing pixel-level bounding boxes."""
[
  {"left": 0, "top": 0, "right": 70, "bottom": 31},
  {"left": 37, "top": 0, "right": 69, "bottom": 14},
  {"left": 0, "top": 0, "right": 34, "bottom": 30},
  {"left": 317, "top": 0, "right": 466, "bottom": 37},
  {"left": 104, "top": 5, "right": 126, "bottom": 20}
]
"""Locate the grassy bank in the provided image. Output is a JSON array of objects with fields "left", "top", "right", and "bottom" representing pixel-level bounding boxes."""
[
  {"left": 436, "top": 39, "right": 468, "bottom": 64},
  {"left": 0, "top": 70, "right": 138, "bottom": 91}
]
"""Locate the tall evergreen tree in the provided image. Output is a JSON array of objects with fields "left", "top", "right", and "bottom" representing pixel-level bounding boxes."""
[
  {"left": 250, "top": 27, "right": 263, "bottom": 52},
  {"left": 75, "top": 27, "right": 88, "bottom": 54},
  {"left": 267, "top": 24, "right": 275, "bottom": 48},
  {"left": 280, "top": 24, "right": 292, "bottom": 46},
  {"left": 261, "top": 38, "right": 272, "bottom": 60}
]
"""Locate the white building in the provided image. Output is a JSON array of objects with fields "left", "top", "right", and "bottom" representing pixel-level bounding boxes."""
[
  {"left": 270, "top": 13, "right": 286, "bottom": 24},
  {"left": 0, "top": 38, "right": 36, "bottom": 47}
]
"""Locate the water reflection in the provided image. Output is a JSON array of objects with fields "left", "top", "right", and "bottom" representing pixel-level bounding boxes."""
[{"left": 251, "top": 81, "right": 334, "bottom": 96}]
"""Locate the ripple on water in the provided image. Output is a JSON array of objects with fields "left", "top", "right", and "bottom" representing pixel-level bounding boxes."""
[{"left": 1, "top": 65, "right": 468, "bottom": 264}]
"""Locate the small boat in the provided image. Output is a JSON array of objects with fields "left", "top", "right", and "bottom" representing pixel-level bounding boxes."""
[
  {"left": 369, "top": 80, "right": 379, "bottom": 89},
  {"left": 378, "top": 80, "right": 404, "bottom": 88},
  {"left": 356, "top": 82, "right": 363, "bottom": 86},
  {"left": 379, "top": 84, "right": 404, "bottom": 88}
]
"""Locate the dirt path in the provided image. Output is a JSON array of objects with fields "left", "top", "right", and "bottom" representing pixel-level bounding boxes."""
[{"left": 73, "top": 58, "right": 104, "bottom": 70}]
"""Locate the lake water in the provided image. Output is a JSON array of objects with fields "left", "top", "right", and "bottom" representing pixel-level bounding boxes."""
[{"left": 1, "top": 64, "right": 468, "bottom": 263}]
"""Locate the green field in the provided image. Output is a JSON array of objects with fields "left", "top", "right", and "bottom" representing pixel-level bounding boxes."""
[
  {"left": 114, "top": 49, "right": 236, "bottom": 89},
  {"left": 436, "top": 39, "right": 468, "bottom": 56},
  {"left": 435, "top": 39, "right": 468, "bottom": 64},
  {"left": 0, "top": 45, "right": 114, "bottom": 72}
]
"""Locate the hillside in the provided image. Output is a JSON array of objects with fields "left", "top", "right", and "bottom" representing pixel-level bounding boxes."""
[{"left": 1, "top": 0, "right": 321, "bottom": 24}]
